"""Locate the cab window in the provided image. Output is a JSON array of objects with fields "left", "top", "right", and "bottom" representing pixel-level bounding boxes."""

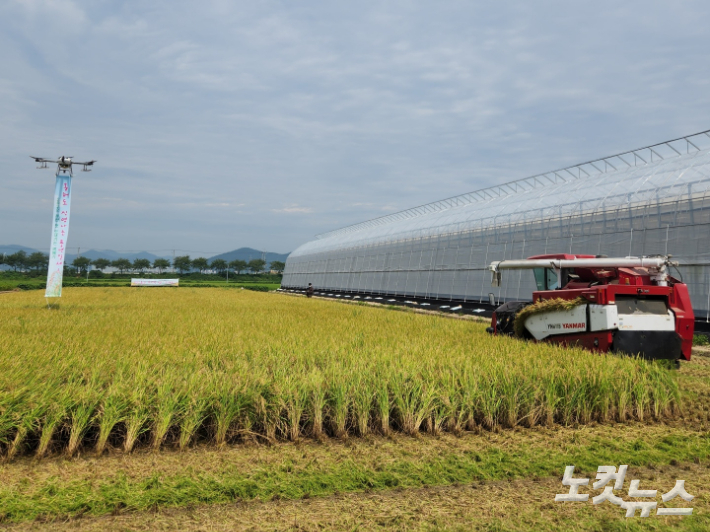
[
  {"left": 532, "top": 268, "right": 558, "bottom": 290},
  {"left": 546, "top": 268, "right": 559, "bottom": 290},
  {"left": 533, "top": 268, "right": 546, "bottom": 291}
]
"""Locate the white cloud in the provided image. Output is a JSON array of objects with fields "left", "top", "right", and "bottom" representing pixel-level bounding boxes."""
[
  {"left": 272, "top": 206, "right": 314, "bottom": 214},
  {"left": 1, "top": 1, "right": 710, "bottom": 254}
]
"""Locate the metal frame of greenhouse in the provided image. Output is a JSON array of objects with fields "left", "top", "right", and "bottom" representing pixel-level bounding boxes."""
[{"left": 282, "top": 130, "right": 710, "bottom": 320}]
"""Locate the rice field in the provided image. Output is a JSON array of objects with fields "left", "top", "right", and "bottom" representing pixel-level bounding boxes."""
[{"left": 0, "top": 288, "right": 679, "bottom": 460}]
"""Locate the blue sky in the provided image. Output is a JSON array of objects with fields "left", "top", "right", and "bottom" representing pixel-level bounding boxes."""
[{"left": 2, "top": 1, "right": 709, "bottom": 256}]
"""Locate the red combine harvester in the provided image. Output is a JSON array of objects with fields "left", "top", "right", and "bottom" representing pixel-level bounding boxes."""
[{"left": 486, "top": 255, "right": 694, "bottom": 362}]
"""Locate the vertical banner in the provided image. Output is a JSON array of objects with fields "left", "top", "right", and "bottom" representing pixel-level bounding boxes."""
[{"left": 45, "top": 174, "right": 72, "bottom": 298}]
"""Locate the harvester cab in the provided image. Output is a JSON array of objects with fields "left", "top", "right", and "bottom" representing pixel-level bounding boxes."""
[{"left": 486, "top": 254, "right": 694, "bottom": 362}]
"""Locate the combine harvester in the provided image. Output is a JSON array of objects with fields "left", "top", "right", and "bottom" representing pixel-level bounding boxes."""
[{"left": 486, "top": 255, "right": 694, "bottom": 363}]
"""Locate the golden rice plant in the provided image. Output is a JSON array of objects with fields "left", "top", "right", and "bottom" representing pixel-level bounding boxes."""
[{"left": 0, "top": 287, "right": 681, "bottom": 460}]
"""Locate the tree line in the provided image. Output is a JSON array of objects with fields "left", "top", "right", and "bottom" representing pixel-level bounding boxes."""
[
  {"left": 1, "top": 250, "right": 285, "bottom": 275},
  {"left": 1, "top": 251, "right": 49, "bottom": 272}
]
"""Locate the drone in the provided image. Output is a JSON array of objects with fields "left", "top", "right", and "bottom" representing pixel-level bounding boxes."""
[{"left": 30, "top": 155, "right": 96, "bottom": 176}]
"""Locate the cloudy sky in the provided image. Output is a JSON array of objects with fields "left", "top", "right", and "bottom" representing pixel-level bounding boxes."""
[{"left": 2, "top": 1, "right": 709, "bottom": 256}]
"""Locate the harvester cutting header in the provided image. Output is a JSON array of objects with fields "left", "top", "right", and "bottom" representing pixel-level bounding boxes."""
[{"left": 486, "top": 254, "right": 694, "bottom": 363}]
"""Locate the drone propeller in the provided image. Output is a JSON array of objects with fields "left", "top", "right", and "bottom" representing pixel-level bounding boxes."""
[{"left": 30, "top": 155, "right": 96, "bottom": 173}]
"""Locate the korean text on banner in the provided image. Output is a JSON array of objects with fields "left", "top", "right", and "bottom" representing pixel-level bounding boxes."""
[
  {"left": 45, "top": 175, "right": 72, "bottom": 298},
  {"left": 130, "top": 279, "right": 180, "bottom": 287}
]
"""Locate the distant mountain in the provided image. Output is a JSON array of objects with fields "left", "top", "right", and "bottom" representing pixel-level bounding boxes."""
[
  {"left": 209, "top": 247, "right": 289, "bottom": 265},
  {"left": 1, "top": 245, "right": 169, "bottom": 262},
  {"left": 0, "top": 244, "right": 41, "bottom": 256},
  {"left": 2, "top": 245, "right": 289, "bottom": 269}
]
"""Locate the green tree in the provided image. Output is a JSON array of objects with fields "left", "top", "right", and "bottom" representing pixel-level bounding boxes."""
[
  {"left": 210, "top": 258, "right": 227, "bottom": 274},
  {"left": 192, "top": 257, "right": 209, "bottom": 273},
  {"left": 92, "top": 258, "right": 111, "bottom": 271},
  {"left": 111, "top": 258, "right": 132, "bottom": 274},
  {"left": 269, "top": 260, "right": 285, "bottom": 273},
  {"left": 27, "top": 252, "right": 49, "bottom": 272},
  {"left": 248, "top": 259, "right": 266, "bottom": 274},
  {"left": 173, "top": 255, "right": 192, "bottom": 274},
  {"left": 133, "top": 258, "right": 151, "bottom": 273},
  {"left": 6, "top": 250, "right": 27, "bottom": 271},
  {"left": 153, "top": 258, "right": 170, "bottom": 273},
  {"left": 72, "top": 256, "right": 92, "bottom": 274},
  {"left": 229, "top": 259, "right": 247, "bottom": 274}
]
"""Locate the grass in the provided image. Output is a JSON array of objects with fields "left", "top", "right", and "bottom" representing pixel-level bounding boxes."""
[
  {"left": 0, "top": 288, "right": 680, "bottom": 464},
  {"left": 0, "top": 278, "right": 279, "bottom": 291},
  {"left": 693, "top": 333, "right": 709, "bottom": 346},
  {"left": 0, "top": 271, "right": 282, "bottom": 292},
  {"left": 0, "top": 424, "right": 707, "bottom": 525},
  {"left": 23, "top": 472, "right": 703, "bottom": 532}
]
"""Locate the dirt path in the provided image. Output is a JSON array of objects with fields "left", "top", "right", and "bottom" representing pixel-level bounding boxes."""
[{"left": 277, "top": 291, "right": 491, "bottom": 323}]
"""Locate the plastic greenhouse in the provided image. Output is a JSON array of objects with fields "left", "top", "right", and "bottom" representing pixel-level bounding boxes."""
[{"left": 282, "top": 131, "right": 710, "bottom": 319}]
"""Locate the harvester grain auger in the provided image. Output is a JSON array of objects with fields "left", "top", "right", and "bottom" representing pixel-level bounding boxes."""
[{"left": 485, "top": 254, "right": 694, "bottom": 363}]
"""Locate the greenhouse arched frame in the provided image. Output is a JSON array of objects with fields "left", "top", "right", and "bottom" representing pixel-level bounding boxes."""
[{"left": 283, "top": 130, "right": 710, "bottom": 320}]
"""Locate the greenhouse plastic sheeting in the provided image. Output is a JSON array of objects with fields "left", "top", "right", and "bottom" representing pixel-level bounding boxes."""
[{"left": 283, "top": 136, "right": 710, "bottom": 318}]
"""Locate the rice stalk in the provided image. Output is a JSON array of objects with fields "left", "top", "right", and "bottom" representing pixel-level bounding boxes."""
[
  {"left": 633, "top": 372, "right": 650, "bottom": 422},
  {"left": 151, "top": 381, "right": 183, "bottom": 450},
  {"left": 0, "top": 288, "right": 682, "bottom": 460},
  {"left": 375, "top": 379, "right": 391, "bottom": 435},
  {"left": 281, "top": 375, "right": 307, "bottom": 442},
  {"left": 0, "top": 389, "right": 30, "bottom": 458},
  {"left": 36, "top": 405, "right": 67, "bottom": 459},
  {"left": 67, "top": 397, "right": 99, "bottom": 456},
  {"left": 351, "top": 373, "right": 374, "bottom": 437},
  {"left": 95, "top": 390, "right": 130, "bottom": 455},
  {"left": 6, "top": 405, "right": 44, "bottom": 461},
  {"left": 179, "top": 397, "right": 209, "bottom": 450},
  {"left": 213, "top": 384, "right": 248, "bottom": 447},
  {"left": 391, "top": 372, "right": 437, "bottom": 436},
  {"left": 124, "top": 397, "right": 151, "bottom": 453},
  {"left": 327, "top": 376, "right": 349, "bottom": 440},
  {"left": 307, "top": 371, "right": 326, "bottom": 439}
]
